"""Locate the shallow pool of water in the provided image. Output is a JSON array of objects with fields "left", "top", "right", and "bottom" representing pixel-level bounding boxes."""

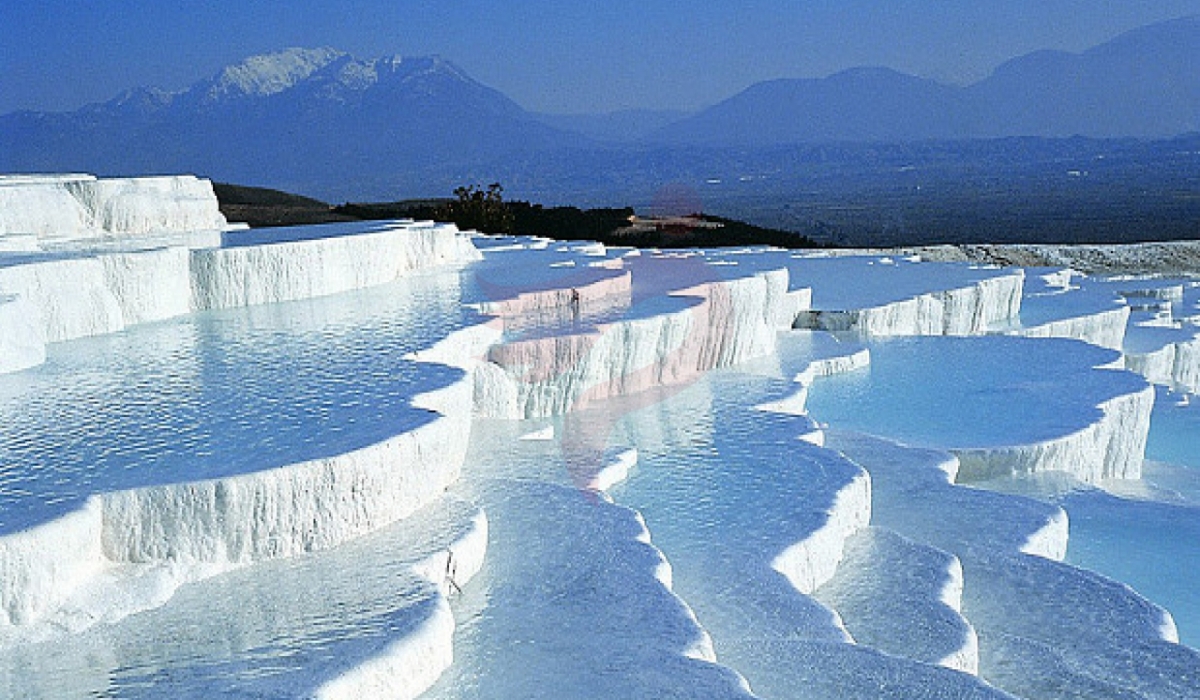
[
  {"left": 805, "top": 336, "right": 1200, "bottom": 650},
  {"left": 0, "top": 271, "right": 478, "bottom": 533},
  {"left": 803, "top": 335, "right": 1143, "bottom": 449}
]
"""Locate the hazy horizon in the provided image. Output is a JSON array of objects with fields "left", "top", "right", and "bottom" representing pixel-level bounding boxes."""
[{"left": 3, "top": 2, "right": 1199, "bottom": 116}]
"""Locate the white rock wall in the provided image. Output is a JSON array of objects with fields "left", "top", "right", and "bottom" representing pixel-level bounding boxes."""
[
  {"left": 0, "top": 175, "right": 227, "bottom": 239},
  {"left": 796, "top": 347, "right": 872, "bottom": 387},
  {"left": 0, "top": 327, "right": 487, "bottom": 635},
  {"left": 101, "top": 247, "right": 195, "bottom": 325},
  {"left": 0, "top": 175, "right": 95, "bottom": 240},
  {"left": 936, "top": 555, "right": 978, "bottom": 673},
  {"left": 942, "top": 274, "right": 1026, "bottom": 335},
  {"left": 100, "top": 366, "right": 474, "bottom": 565},
  {"left": 1019, "top": 306, "right": 1131, "bottom": 352},
  {"left": 1124, "top": 334, "right": 1200, "bottom": 395},
  {"left": 191, "top": 222, "right": 481, "bottom": 310},
  {"left": 473, "top": 268, "right": 632, "bottom": 317},
  {"left": 475, "top": 269, "right": 790, "bottom": 418},
  {"left": 0, "top": 247, "right": 194, "bottom": 346},
  {"left": 0, "top": 256, "right": 127, "bottom": 342},
  {"left": 1172, "top": 337, "right": 1200, "bottom": 393},
  {"left": 1021, "top": 507, "right": 1070, "bottom": 562},
  {"left": 475, "top": 307, "right": 692, "bottom": 418},
  {"left": 0, "top": 500, "right": 105, "bottom": 628},
  {"left": 0, "top": 174, "right": 222, "bottom": 366},
  {"left": 0, "top": 295, "right": 45, "bottom": 374},
  {"left": 314, "top": 509, "right": 487, "bottom": 700},
  {"left": 1124, "top": 344, "right": 1178, "bottom": 387},
  {"left": 953, "top": 383, "right": 1154, "bottom": 483},
  {"left": 796, "top": 271, "right": 1024, "bottom": 336},
  {"left": 771, "top": 467, "right": 872, "bottom": 595},
  {"left": 72, "top": 177, "right": 229, "bottom": 236},
  {"left": 0, "top": 222, "right": 481, "bottom": 374}
]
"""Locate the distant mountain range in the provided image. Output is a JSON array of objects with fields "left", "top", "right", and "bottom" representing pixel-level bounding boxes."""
[
  {"left": 0, "top": 48, "right": 570, "bottom": 196},
  {"left": 0, "top": 15, "right": 1197, "bottom": 201},
  {"left": 660, "top": 14, "right": 1200, "bottom": 144}
]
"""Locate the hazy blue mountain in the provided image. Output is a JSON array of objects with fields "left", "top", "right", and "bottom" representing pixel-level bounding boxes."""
[
  {"left": 0, "top": 48, "right": 576, "bottom": 196},
  {"left": 654, "top": 68, "right": 975, "bottom": 145},
  {"left": 0, "top": 15, "right": 1196, "bottom": 201},
  {"left": 534, "top": 109, "right": 694, "bottom": 143},
  {"left": 968, "top": 14, "right": 1200, "bottom": 138},
  {"left": 650, "top": 15, "right": 1200, "bottom": 144}
]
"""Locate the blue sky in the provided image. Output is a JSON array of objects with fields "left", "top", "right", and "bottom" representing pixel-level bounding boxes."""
[{"left": 3, "top": 1, "right": 1199, "bottom": 115}]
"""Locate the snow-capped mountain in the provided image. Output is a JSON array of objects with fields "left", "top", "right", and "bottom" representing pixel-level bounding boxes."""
[
  {"left": 168, "top": 48, "right": 526, "bottom": 114},
  {"left": 197, "top": 47, "right": 345, "bottom": 102},
  {"left": 0, "top": 48, "right": 573, "bottom": 198},
  {"left": 1, "top": 15, "right": 1197, "bottom": 200}
]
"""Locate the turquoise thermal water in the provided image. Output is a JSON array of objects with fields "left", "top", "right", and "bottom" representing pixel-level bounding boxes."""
[
  {"left": 1061, "top": 388, "right": 1200, "bottom": 646},
  {"left": 5, "top": 227, "right": 1198, "bottom": 696},
  {"left": 0, "top": 271, "right": 477, "bottom": 534},
  {"left": 428, "top": 348, "right": 1005, "bottom": 698},
  {"left": 805, "top": 337, "right": 1200, "bottom": 648},
  {"left": 801, "top": 335, "right": 1145, "bottom": 449}
]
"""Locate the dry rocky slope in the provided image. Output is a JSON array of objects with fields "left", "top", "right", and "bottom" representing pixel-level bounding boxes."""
[{"left": 904, "top": 241, "right": 1200, "bottom": 276}]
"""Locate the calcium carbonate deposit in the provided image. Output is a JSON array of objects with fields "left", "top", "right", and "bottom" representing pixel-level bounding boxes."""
[{"left": 1, "top": 175, "right": 1198, "bottom": 699}]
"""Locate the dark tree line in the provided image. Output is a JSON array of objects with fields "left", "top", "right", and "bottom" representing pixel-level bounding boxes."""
[
  {"left": 332, "top": 183, "right": 822, "bottom": 248},
  {"left": 443, "top": 182, "right": 514, "bottom": 233}
]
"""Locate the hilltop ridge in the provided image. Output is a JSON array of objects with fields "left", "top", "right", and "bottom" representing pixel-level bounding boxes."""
[{"left": 1, "top": 16, "right": 1197, "bottom": 236}]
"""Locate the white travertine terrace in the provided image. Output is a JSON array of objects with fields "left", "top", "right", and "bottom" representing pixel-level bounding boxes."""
[
  {"left": 789, "top": 257, "right": 1025, "bottom": 336},
  {"left": 475, "top": 264, "right": 796, "bottom": 418},
  {"left": 0, "top": 294, "right": 44, "bottom": 373},
  {"left": 0, "top": 174, "right": 228, "bottom": 240},
  {"left": 1018, "top": 304, "right": 1132, "bottom": 351},
  {"left": 952, "top": 382, "right": 1155, "bottom": 482},
  {"left": 192, "top": 222, "right": 481, "bottom": 309},
  {"left": 1, "top": 175, "right": 1197, "bottom": 698}
]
